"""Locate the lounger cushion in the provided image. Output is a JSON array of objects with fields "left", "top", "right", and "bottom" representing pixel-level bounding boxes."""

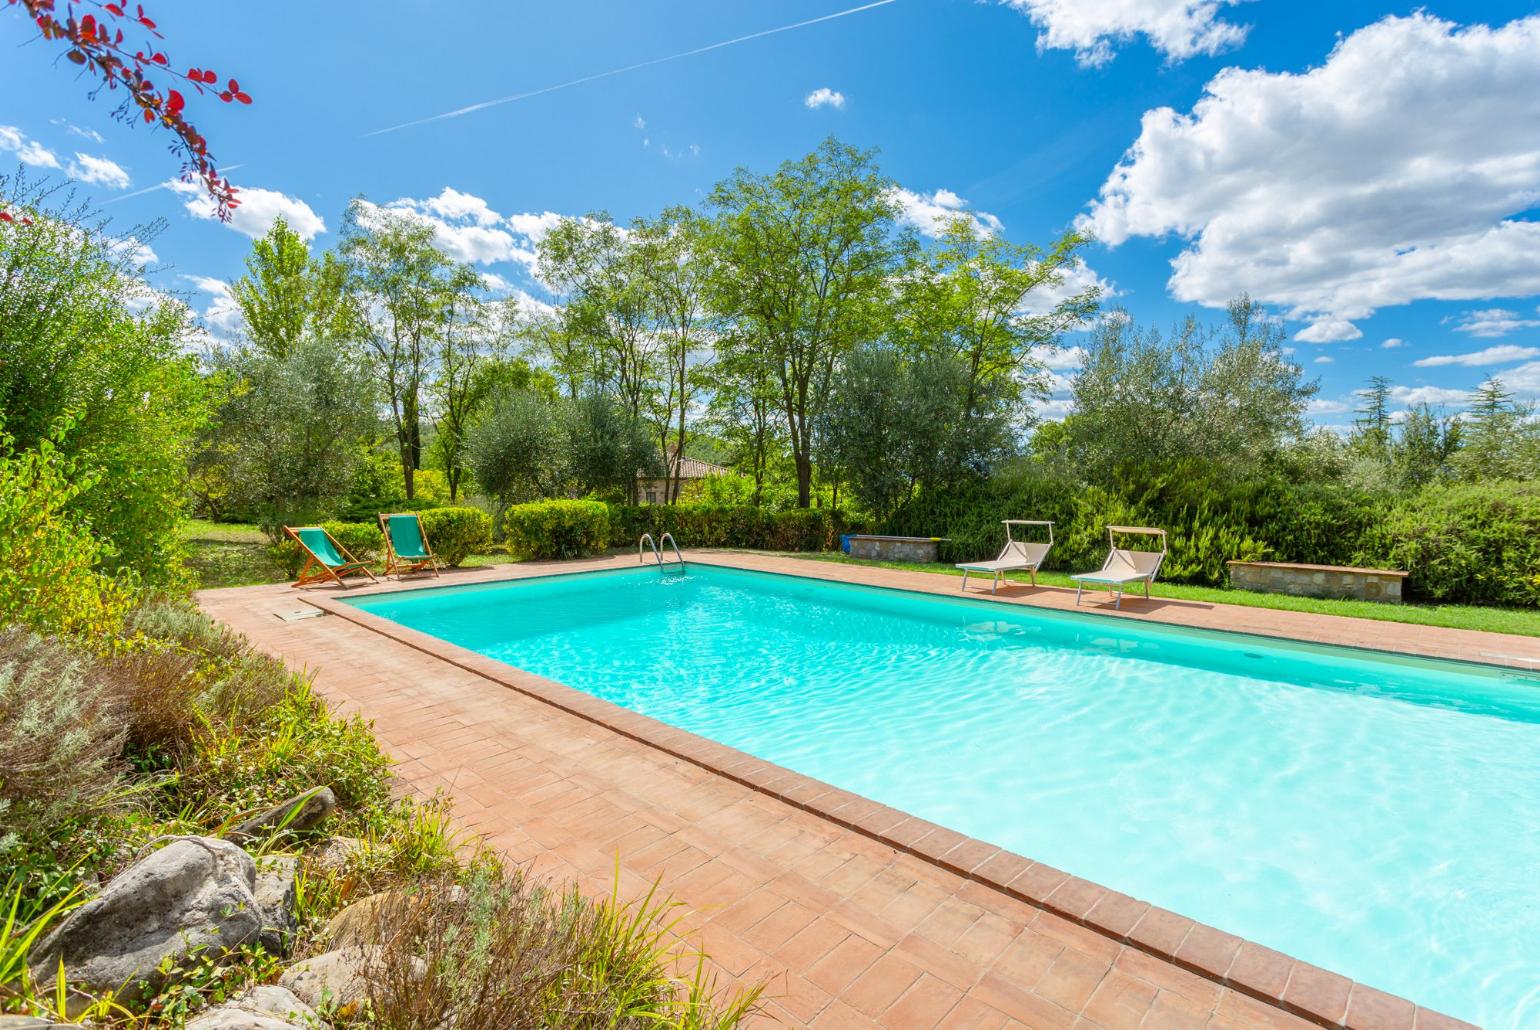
[{"left": 296, "top": 528, "right": 349, "bottom": 568}]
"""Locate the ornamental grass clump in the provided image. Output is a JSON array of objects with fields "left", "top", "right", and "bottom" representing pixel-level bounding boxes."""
[{"left": 360, "top": 864, "right": 762, "bottom": 1029}]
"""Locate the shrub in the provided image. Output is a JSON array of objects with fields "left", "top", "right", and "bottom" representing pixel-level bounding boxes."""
[
  {"left": 0, "top": 629, "right": 127, "bottom": 841},
  {"left": 503, "top": 500, "right": 610, "bottom": 560},
  {"left": 0, "top": 425, "right": 134, "bottom": 639},
  {"left": 608, "top": 504, "right": 857, "bottom": 553},
  {"left": 1367, "top": 481, "right": 1540, "bottom": 607},
  {"left": 361, "top": 864, "right": 761, "bottom": 1028},
  {"left": 419, "top": 507, "right": 493, "bottom": 567}
]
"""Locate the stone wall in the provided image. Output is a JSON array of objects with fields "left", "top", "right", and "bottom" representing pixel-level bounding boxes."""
[
  {"left": 1227, "top": 561, "right": 1406, "bottom": 603},
  {"left": 849, "top": 535, "right": 940, "bottom": 563}
]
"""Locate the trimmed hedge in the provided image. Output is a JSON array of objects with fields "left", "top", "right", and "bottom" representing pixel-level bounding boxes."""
[
  {"left": 504, "top": 500, "right": 610, "bottom": 560},
  {"left": 419, "top": 507, "right": 492, "bottom": 567},
  {"left": 609, "top": 504, "right": 859, "bottom": 552}
]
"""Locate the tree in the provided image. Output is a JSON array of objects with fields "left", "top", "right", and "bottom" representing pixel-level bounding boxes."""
[
  {"left": 537, "top": 214, "right": 657, "bottom": 419},
  {"left": 817, "top": 345, "right": 1015, "bottom": 517},
  {"left": 1390, "top": 404, "right": 1460, "bottom": 489},
  {"left": 895, "top": 215, "right": 1099, "bottom": 423},
  {"left": 465, "top": 389, "right": 572, "bottom": 506},
  {"left": 1456, "top": 378, "right": 1536, "bottom": 481},
  {"left": 706, "top": 335, "right": 782, "bottom": 506},
  {"left": 1351, "top": 376, "right": 1393, "bottom": 457},
  {"left": 341, "top": 202, "right": 480, "bottom": 499},
  {"left": 706, "top": 138, "right": 902, "bottom": 507},
  {"left": 569, "top": 393, "right": 660, "bottom": 501},
  {"left": 229, "top": 217, "right": 350, "bottom": 358},
  {"left": 203, "top": 337, "right": 377, "bottom": 538},
  {"left": 5, "top": 0, "right": 248, "bottom": 219},
  {"left": 633, "top": 206, "right": 714, "bottom": 503},
  {"left": 1068, "top": 298, "right": 1316, "bottom": 479},
  {"left": 0, "top": 176, "right": 206, "bottom": 583}
]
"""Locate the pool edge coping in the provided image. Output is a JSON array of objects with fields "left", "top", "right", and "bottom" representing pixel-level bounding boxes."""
[{"left": 297, "top": 565, "right": 1478, "bottom": 1030}]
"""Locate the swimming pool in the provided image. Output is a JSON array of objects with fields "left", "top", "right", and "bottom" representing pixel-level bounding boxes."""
[{"left": 350, "top": 563, "right": 1540, "bottom": 1026}]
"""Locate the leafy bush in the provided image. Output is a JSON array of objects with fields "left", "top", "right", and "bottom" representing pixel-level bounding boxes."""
[
  {"left": 0, "top": 425, "right": 134, "bottom": 639},
  {"left": 0, "top": 629, "right": 127, "bottom": 842},
  {"left": 609, "top": 504, "right": 857, "bottom": 552},
  {"left": 1, "top": 182, "right": 209, "bottom": 587},
  {"left": 419, "top": 506, "right": 493, "bottom": 566},
  {"left": 503, "top": 500, "right": 610, "bottom": 560},
  {"left": 1366, "top": 481, "right": 1540, "bottom": 607}
]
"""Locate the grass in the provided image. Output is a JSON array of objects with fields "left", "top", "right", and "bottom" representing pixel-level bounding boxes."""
[
  {"left": 181, "top": 519, "right": 286, "bottom": 590},
  {"left": 181, "top": 520, "right": 521, "bottom": 589},
  {"left": 763, "top": 551, "right": 1540, "bottom": 638}
]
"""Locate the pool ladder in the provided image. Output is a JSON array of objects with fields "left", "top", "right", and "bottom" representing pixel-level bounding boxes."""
[{"left": 638, "top": 533, "right": 686, "bottom": 576}]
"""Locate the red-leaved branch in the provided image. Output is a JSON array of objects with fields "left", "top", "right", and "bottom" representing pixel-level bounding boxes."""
[{"left": 2, "top": 0, "right": 249, "bottom": 223}]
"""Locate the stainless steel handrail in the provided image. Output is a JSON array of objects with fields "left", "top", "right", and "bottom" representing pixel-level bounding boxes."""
[
  {"left": 658, "top": 532, "right": 685, "bottom": 572},
  {"left": 638, "top": 533, "right": 661, "bottom": 564}
]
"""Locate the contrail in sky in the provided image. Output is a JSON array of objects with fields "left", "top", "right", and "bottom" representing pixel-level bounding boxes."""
[
  {"left": 364, "top": 0, "right": 898, "bottom": 137},
  {"left": 105, "top": 164, "right": 247, "bottom": 204}
]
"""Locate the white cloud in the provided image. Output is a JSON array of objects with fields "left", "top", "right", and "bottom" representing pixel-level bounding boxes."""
[
  {"left": 633, "top": 114, "right": 646, "bottom": 130},
  {"left": 804, "top": 87, "right": 846, "bottom": 109},
  {"left": 66, "top": 153, "right": 130, "bottom": 189},
  {"left": 1414, "top": 344, "right": 1540, "bottom": 367},
  {"left": 1017, "top": 259, "right": 1113, "bottom": 316},
  {"left": 1308, "top": 397, "right": 1352, "bottom": 416},
  {"left": 366, "top": 191, "right": 573, "bottom": 273},
  {"left": 1082, "top": 14, "right": 1540, "bottom": 340},
  {"left": 1497, "top": 361, "right": 1540, "bottom": 400},
  {"left": 170, "top": 179, "right": 326, "bottom": 241},
  {"left": 1390, "top": 384, "right": 1471, "bottom": 406},
  {"left": 889, "top": 186, "right": 1004, "bottom": 238},
  {"left": 658, "top": 142, "right": 702, "bottom": 161},
  {"left": 1314, "top": 355, "right": 1334, "bottom": 364},
  {"left": 184, "top": 275, "right": 244, "bottom": 340},
  {"left": 107, "top": 235, "right": 158, "bottom": 268},
  {"left": 1294, "top": 319, "right": 1362, "bottom": 344},
  {"left": 1030, "top": 344, "right": 1088, "bottom": 371},
  {"left": 0, "top": 125, "right": 60, "bottom": 169},
  {"left": 1381, "top": 338, "right": 1406, "bottom": 349},
  {"left": 1451, "top": 306, "right": 1540, "bottom": 338},
  {"left": 999, "top": 0, "right": 1247, "bottom": 66}
]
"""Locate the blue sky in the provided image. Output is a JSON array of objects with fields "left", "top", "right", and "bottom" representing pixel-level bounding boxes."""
[{"left": 5, "top": 0, "right": 1540, "bottom": 426}]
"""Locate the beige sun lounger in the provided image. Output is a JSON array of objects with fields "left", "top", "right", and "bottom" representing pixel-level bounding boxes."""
[
  {"left": 957, "top": 520, "right": 1053, "bottom": 594},
  {"left": 1072, "top": 526, "right": 1167, "bottom": 609}
]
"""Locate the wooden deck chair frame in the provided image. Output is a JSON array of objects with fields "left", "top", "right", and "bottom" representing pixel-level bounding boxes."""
[
  {"left": 284, "top": 525, "right": 379, "bottom": 589},
  {"left": 957, "top": 520, "right": 1054, "bottom": 594},
  {"left": 379, "top": 512, "right": 442, "bottom": 578},
  {"left": 1071, "top": 526, "right": 1167, "bottom": 609}
]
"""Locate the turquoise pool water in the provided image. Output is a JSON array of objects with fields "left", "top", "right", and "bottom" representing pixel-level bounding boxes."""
[{"left": 350, "top": 564, "right": 1540, "bottom": 1026}]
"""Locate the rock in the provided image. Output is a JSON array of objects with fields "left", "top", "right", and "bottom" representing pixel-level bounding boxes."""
[
  {"left": 29, "top": 837, "right": 263, "bottom": 1001},
  {"left": 184, "top": 985, "right": 317, "bottom": 1029},
  {"left": 0, "top": 1018, "right": 81, "bottom": 1028},
  {"left": 279, "top": 946, "right": 380, "bottom": 1015},
  {"left": 309, "top": 835, "right": 364, "bottom": 873},
  {"left": 226, "top": 787, "right": 337, "bottom": 845},
  {"left": 253, "top": 855, "right": 299, "bottom": 955}
]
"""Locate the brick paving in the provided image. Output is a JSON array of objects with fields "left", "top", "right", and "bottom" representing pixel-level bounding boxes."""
[{"left": 197, "top": 552, "right": 1502, "bottom": 1028}]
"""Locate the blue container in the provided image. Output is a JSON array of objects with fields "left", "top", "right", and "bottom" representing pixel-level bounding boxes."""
[{"left": 840, "top": 534, "right": 853, "bottom": 555}]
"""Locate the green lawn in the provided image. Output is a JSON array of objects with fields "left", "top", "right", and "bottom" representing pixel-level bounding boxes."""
[
  {"left": 181, "top": 519, "right": 288, "bottom": 589},
  {"left": 763, "top": 551, "right": 1540, "bottom": 638}
]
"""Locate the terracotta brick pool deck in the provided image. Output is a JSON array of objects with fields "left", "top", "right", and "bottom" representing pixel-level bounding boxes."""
[{"left": 196, "top": 551, "right": 1519, "bottom": 1029}]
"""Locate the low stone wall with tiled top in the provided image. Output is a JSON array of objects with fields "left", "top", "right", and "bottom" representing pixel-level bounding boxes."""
[{"left": 1228, "top": 561, "right": 1407, "bottom": 603}]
